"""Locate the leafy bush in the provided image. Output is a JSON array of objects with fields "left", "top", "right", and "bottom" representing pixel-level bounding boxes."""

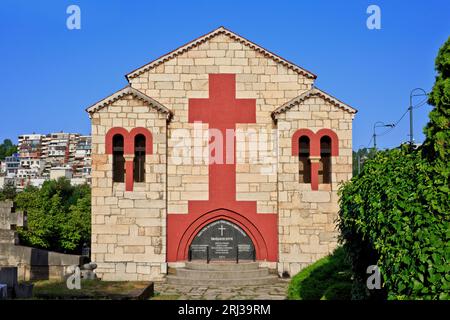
[
  {"left": 338, "top": 38, "right": 450, "bottom": 300},
  {"left": 15, "top": 177, "right": 91, "bottom": 254},
  {"left": 288, "top": 247, "right": 352, "bottom": 300},
  {"left": 321, "top": 282, "right": 352, "bottom": 300},
  {"left": 339, "top": 147, "right": 449, "bottom": 299}
]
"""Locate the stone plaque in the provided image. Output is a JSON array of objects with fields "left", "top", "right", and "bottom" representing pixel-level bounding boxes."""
[{"left": 190, "top": 220, "right": 255, "bottom": 261}]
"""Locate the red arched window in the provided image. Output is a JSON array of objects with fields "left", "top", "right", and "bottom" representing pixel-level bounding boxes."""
[
  {"left": 299, "top": 136, "right": 311, "bottom": 183},
  {"left": 134, "top": 134, "right": 146, "bottom": 183},
  {"left": 112, "top": 134, "right": 125, "bottom": 182},
  {"left": 319, "top": 136, "right": 332, "bottom": 184}
]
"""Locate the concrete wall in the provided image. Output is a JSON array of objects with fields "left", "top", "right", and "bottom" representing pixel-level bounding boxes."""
[{"left": 0, "top": 244, "right": 81, "bottom": 281}]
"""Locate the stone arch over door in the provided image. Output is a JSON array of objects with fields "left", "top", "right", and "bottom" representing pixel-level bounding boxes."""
[
  {"left": 189, "top": 219, "right": 256, "bottom": 261},
  {"left": 174, "top": 209, "right": 270, "bottom": 262}
]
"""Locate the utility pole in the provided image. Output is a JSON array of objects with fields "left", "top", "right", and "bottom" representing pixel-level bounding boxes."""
[{"left": 409, "top": 88, "right": 428, "bottom": 146}]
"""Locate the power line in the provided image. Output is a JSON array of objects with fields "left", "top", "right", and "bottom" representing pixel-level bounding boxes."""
[
  {"left": 412, "top": 97, "right": 428, "bottom": 109},
  {"left": 359, "top": 92, "right": 429, "bottom": 150},
  {"left": 365, "top": 135, "right": 374, "bottom": 149}
]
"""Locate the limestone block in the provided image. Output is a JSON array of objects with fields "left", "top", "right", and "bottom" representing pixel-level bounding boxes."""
[{"left": 302, "top": 191, "right": 331, "bottom": 203}]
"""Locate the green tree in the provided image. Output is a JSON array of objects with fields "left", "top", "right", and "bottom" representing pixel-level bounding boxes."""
[
  {"left": 0, "top": 139, "right": 18, "bottom": 160},
  {"left": 15, "top": 178, "right": 91, "bottom": 254},
  {"left": 0, "top": 181, "right": 17, "bottom": 201}
]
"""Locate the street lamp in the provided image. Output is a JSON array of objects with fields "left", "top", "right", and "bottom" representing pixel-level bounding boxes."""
[
  {"left": 409, "top": 88, "right": 428, "bottom": 145},
  {"left": 373, "top": 121, "right": 395, "bottom": 150}
]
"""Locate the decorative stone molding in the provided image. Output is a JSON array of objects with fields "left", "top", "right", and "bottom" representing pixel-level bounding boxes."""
[
  {"left": 271, "top": 87, "right": 357, "bottom": 120},
  {"left": 125, "top": 26, "right": 317, "bottom": 81},
  {"left": 86, "top": 86, "right": 173, "bottom": 121}
]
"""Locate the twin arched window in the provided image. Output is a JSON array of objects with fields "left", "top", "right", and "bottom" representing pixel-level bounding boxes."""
[
  {"left": 296, "top": 132, "right": 335, "bottom": 186},
  {"left": 111, "top": 133, "right": 146, "bottom": 183}
]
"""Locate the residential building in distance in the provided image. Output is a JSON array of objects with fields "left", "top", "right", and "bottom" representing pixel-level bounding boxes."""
[
  {"left": 5, "top": 153, "right": 20, "bottom": 177},
  {"left": 0, "top": 133, "right": 91, "bottom": 190},
  {"left": 73, "top": 135, "right": 92, "bottom": 180}
]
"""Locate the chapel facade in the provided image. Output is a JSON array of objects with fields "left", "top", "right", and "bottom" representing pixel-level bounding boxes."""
[{"left": 86, "top": 27, "right": 356, "bottom": 281}]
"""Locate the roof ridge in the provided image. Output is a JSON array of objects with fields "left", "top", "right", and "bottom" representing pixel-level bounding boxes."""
[
  {"left": 271, "top": 87, "right": 357, "bottom": 120},
  {"left": 125, "top": 26, "right": 317, "bottom": 80},
  {"left": 85, "top": 86, "right": 173, "bottom": 120}
]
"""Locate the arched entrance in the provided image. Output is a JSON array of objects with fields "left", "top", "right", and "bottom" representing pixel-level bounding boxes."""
[
  {"left": 168, "top": 208, "right": 277, "bottom": 262},
  {"left": 189, "top": 219, "right": 255, "bottom": 261}
]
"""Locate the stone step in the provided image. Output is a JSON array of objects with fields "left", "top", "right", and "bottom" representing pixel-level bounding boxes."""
[
  {"left": 175, "top": 268, "right": 269, "bottom": 280},
  {"left": 185, "top": 261, "right": 260, "bottom": 271},
  {"left": 166, "top": 275, "right": 279, "bottom": 286}
]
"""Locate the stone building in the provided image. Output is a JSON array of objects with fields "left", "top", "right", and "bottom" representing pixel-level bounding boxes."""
[{"left": 86, "top": 27, "right": 356, "bottom": 281}]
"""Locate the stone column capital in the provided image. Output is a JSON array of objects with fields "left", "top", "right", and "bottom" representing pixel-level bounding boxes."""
[
  {"left": 124, "top": 154, "right": 134, "bottom": 161},
  {"left": 309, "top": 156, "right": 321, "bottom": 163}
]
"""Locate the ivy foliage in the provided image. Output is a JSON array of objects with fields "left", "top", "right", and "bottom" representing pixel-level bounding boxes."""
[
  {"left": 15, "top": 177, "right": 91, "bottom": 254},
  {"left": 338, "top": 147, "right": 449, "bottom": 299},
  {"left": 424, "top": 36, "right": 450, "bottom": 164},
  {"left": 338, "top": 37, "right": 450, "bottom": 300}
]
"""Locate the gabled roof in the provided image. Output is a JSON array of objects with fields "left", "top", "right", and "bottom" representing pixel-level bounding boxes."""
[
  {"left": 271, "top": 87, "right": 358, "bottom": 120},
  {"left": 85, "top": 86, "right": 173, "bottom": 120},
  {"left": 125, "top": 26, "right": 317, "bottom": 81}
]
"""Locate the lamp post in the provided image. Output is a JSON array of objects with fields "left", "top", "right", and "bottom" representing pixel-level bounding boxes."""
[
  {"left": 373, "top": 121, "right": 395, "bottom": 150},
  {"left": 409, "top": 88, "right": 428, "bottom": 145}
]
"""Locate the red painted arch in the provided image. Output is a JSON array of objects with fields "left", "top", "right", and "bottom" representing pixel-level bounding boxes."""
[
  {"left": 105, "top": 127, "right": 130, "bottom": 154},
  {"left": 129, "top": 127, "right": 153, "bottom": 154},
  {"left": 291, "top": 128, "right": 339, "bottom": 190},
  {"left": 291, "top": 128, "right": 316, "bottom": 156},
  {"left": 105, "top": 127, "right": 153, "bottom": 191},
  {"left": 170, "top": 208, "right": 272, "bottom": 261},
  {"left": 316, "top": 128, "right": 339, "bottom": 156},
  {"left": 291, "top": 128, "right": 339, "bottom": 157}
]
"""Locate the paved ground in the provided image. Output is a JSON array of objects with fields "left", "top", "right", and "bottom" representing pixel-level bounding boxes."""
[{"left": 152, "top": 280, "right": 289, "bottom": 300}]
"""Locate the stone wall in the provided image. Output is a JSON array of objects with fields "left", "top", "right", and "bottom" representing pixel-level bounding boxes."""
[
  {"left": 0, "top": 244, "right": 81, "bottom": 281},
  {"left": 276, "top": 96, "right": 353, "bottom": 276},
  {"left": 90, "top": 29, "right": 354, "bottom": 280},
  {"left": 0, "top": 200, "right": 25, "bottom": 246},
  {"left": 90, "top": 94, "right": 168, "bottom": 281},
  {"left": 0, "top": 200, "right": 81, "bottom": 281},
  {"left": 128, "top": 33, "right": 314, "bottom": 216}
]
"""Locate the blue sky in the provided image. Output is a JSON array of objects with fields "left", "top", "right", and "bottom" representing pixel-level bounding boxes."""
[{"left": 0, "top": 0, "right": 449, "bottom": 149}]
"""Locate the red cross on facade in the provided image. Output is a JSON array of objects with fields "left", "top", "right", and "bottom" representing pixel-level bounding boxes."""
[
  {"left": 188, "top": 73, "right": 256, "bottom": 206},
  {"left": 167, "top": 74, "right": 277, "bottom": 262}
]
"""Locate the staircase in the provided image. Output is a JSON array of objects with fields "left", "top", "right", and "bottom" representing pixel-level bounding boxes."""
[{"left": 167, "top": 261, "right": 279, "bottom": 286}]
